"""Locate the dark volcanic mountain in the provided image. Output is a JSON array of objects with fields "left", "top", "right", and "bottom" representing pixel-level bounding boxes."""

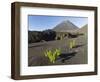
[{"left": 53, "top": 20, "right": 78, "bottom": 32}]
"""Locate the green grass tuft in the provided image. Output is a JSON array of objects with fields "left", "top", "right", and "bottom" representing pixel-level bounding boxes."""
[
  {"left": 44, "top": 48, "right": 61, "bottom": 63},
  {"left": 69, "top": 39, "right": 76, "bottom": 49}
]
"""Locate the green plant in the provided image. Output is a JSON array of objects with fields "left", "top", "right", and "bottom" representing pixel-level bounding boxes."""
[
  {"left": 44, "top": 48, "right": 61, "bottom": 63},
  {"left": 69, "top": 41, "right": 73, "bottom": 49},
  {"left": 69, "top": 39, "right": 76, "bottom": 49},
  {"left": 72, "top": 40, "right": 76, "bottom": 47},
  {"left": 60, "top": 35, "right": 63, "bottom": 40}
]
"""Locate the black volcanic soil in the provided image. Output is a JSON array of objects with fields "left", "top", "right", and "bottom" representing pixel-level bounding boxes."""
[{"left": 28, "top": 33, "right": 87, "bottom": 66}]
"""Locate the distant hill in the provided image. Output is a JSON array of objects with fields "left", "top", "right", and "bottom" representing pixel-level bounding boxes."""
[
  {"left": 76, "top": 24, "right": 88, "bottom": 34},
  {"left": 53, "top": 20, "right": 78, "bottom": 32}
]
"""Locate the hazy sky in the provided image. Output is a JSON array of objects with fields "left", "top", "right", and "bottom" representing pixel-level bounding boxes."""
[{"left": 28, "top": 15, "right": 88, "bottom": 31}]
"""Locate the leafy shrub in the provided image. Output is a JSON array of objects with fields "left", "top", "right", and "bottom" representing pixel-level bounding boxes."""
[
  {"left": 68, "top": 33, "right": 78, "bottom": 38},
  {"left": 44, "top": 48, "right": 61, "bottom": 63},
  {"left": 42, "top": 29, "right": 56, "bottom": 41},
  {"left": 28, "top": 31, "right": 43, "bottom": 43},
  {"left": 28, "top": 30, "right": 56, "bottom": 43},
  {"left": 55, "top": 36, "right": 60, "bottom": 40},
  {"left": 64, "top": 34, "right": 67, "bottom": 37}
]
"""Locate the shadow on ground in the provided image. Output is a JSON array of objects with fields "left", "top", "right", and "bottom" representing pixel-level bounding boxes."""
[
  {"left": 73, "top": 44, "right": 85, "bottom": 48},
  {"left": 57, "top": 52, "right": 77, "bottom": 63}
]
